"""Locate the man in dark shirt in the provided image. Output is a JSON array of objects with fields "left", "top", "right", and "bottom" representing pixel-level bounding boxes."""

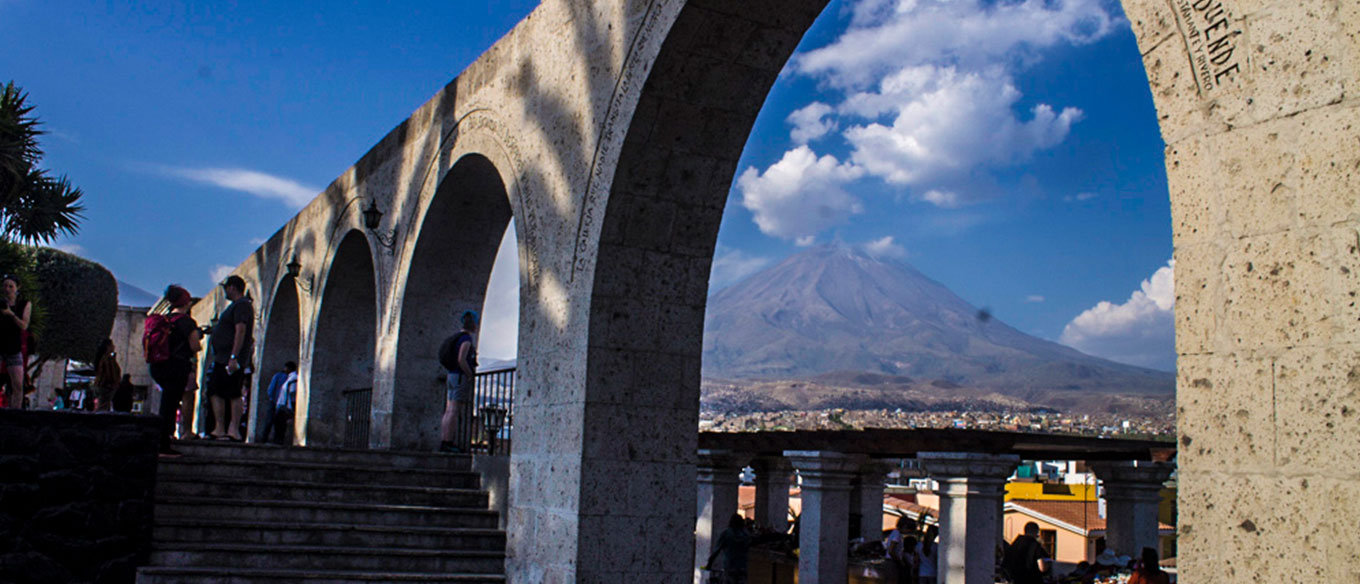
[
  {"left": 1002, "top": 522, "right": 1050, "bottom": 584},
  {"left": 207, "top": 275, "right": 253, "bottom": 441}
]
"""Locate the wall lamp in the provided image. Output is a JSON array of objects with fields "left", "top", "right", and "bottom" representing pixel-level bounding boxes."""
[
  {"left": 363, "top": 199, "right": 398, "bottom": 251},
  {"left": 286, "top": 255, "right": 313, "bottom": 294}
]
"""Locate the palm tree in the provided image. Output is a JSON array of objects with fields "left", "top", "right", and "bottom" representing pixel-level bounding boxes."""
[{"left": 0, "top": 82, "right": 84, "bottom": 245}]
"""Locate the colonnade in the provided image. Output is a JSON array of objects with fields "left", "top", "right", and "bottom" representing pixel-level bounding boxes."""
[{"left": 695, "top": 451, "right": 1174, "bottom": 584}]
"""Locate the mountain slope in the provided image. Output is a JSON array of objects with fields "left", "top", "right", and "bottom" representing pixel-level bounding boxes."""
[{"left": 702, "top": 244, "right": 1173, "bottom": 398}]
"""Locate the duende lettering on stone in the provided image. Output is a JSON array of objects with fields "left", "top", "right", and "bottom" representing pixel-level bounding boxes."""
[{"left": 1189, "top": 0, "right": 1241, "bottom": 91}]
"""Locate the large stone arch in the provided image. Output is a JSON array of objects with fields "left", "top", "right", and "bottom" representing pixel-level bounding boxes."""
[
  {"left": 251, "top": 274, "right": 301, "bottom": 442},
  {"left": 303, "top": 230, "right": 379, "bottom": 447},
  {"left": 388, "top": 153, "right": 514, "bottom": 450}
]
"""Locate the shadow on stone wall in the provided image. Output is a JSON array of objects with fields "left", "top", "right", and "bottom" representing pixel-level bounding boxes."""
[{"left": 0, "top": 410, "right": 159, "bottom": 584}]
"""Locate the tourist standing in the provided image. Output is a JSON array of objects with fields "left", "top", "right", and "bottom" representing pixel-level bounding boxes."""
[
  {"left": 916, "top": 524, "right": 938, "bottom": 584},
  {"left": 885, "top": 516, "right": 919, "bottom": 584},
  {"left": 92, "top": 338, "right": 120, "bottom": 411},
  {"left": 207, "top": 275, "right": 253, "bottom": 441},
  {"left": 146, "top": 285, "right": 200, "bottom": 457},
  {"left": 0, "top": 275, "right": 31, "bottom": 409},
  {"left": 262, "top": 361, "right": 298, "bottom": 444},
  {"left": 113, "top": 373, "right": 135, "bottom": 412},
  {"left": 704, "top": 513, "right": 753, "bottom": 584},
  {"left": 437, "top": 310, "right": 478, "bottom": 454},
  {"left": 1001, "top": 522, "right": 1050, "bottom": 584}
]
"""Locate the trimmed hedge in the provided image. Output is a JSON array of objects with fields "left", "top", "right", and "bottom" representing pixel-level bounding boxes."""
[{"left": 30, "top": 246, "right": 115, "bottom": 363}]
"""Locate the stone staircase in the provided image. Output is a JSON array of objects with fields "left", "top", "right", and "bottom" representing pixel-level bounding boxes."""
[{"left": 136, "top": 440, "right": 505, "bottom": 583}]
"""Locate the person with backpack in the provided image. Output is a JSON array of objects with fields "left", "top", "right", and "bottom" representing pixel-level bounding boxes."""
[
  {"left": 206, "top": 275, "right": 253, "bottom": 441},
  {"left": 0, "top": 274, "right": 32, "bottom": 410},
  {"left": 145, "top": 285, "right": 200, "bottom": 457},
  {"left": 437, "top": 310, "right": 479, "bottom": 454}
]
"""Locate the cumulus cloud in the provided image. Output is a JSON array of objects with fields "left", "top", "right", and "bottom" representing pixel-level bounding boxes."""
[
  {"left": 736, "top": 146, "right": 865, "bottom": 242},
  {"left": 844, "top": 66, "right": 1082, "bottom": 198},
  {"left": 861, "top": 236, "right": 907, "bottom": 259},
  {"left": 788, "top": 102, "right": 838, "bottom": 144},
  {"left": 1060, "top": 259, "right": 1175, "bottom": 371},
  {"left": 734, "top": 0, "right": 1116, "bottom": 241},
  {"left": 161, "top": 166, "right": 319, "bottom": 208},
  {"left": 799, "top": 0, "right": 1122, "bottom": 89},
  {"left": 709, "top": 246, "right": 773, "bottom": 292},
  {"left": 209, "top": 264, "right": 235, "bottom": 287}
]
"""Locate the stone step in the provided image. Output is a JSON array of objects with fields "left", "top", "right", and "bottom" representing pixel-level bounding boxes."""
[
  {"left": 135, "top": 567, "right": 506, "bottom": 584},
  {"left": 149, "top": 543, "right": 505, "bottom": 574},
  {"left": 153, "top": 518, "right": 504, "bottom": 550},
  {"left": 154, "top": 497, "right": 500, "bottom": 530},
  {"left": 157, "top": 457, "right": 482, "bottom": 490},
  {"left": 169, "top": 441, "right": 470, "bottom": 472},
  {"left": 156, "top": 476, "right": 488, "bottom": 508}
]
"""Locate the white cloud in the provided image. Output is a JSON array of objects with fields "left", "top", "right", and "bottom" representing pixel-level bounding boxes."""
[
  {"left": 736, "top": 0, "right": 1112, "bottom": 240},
  {"left": 478, "top": 222, "right": 520, "bottom": 361},
  {"left": 709, "top": 246, "right": 773, "bottom": 292},
  {"left": 799, "top": 0, "right": 1122, "bottom": 90},
  {"left": 1026, "top": 295, "right": 1045, "bottom": 303},
  {"left": 51, "top": 241, "right": 86, "bottom": 256},
  {"left": 1065, "top": 192, "right": 1098, "bottom": 202},
  {"left": 736, "top": 146, "right": 865, "bottom": 242},
  {"left": 861, "top": 236, "right": 907, "bottom": 259},
  {"left": 788, "top": 102, "right": 838, "bottom": 144},
  {"left": 162, "top": 166, "right": 319, "bottom": 208},
  {"left": 842, "top": 66, "right": 1082, "bottom": 201},
  {"left": 1060, "top": 259, "right": 1175, "bottom": 371},
  {"left": 209, "top": 264, "right": 235, "bottom": 287}
]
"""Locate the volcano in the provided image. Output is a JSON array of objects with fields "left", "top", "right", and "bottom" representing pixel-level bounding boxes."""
[{"left": 701, "top": 244, "right": 1173, "bottom": 413}]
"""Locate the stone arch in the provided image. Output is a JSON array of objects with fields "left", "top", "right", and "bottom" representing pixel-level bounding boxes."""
[
  {"left": 508, "top": 3, "right": 834, "bottom": 581},
  {"left": 389, "top": 152, "right": 514, "bottom": 450},
  {"left": 252, "top": 274, "right": 301, "bottom": 442},
  {"left": 304, "top": 229, "right": 379, "bottom": 447}
]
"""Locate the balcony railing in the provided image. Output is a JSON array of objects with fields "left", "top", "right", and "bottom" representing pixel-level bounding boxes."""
[{"left": 469, "top": 366, "right": 515, "bottom": 454}]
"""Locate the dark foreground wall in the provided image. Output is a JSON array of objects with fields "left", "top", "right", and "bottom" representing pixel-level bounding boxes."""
[{"left": 0, "top": 410, "right": 159, "bottom": 584}]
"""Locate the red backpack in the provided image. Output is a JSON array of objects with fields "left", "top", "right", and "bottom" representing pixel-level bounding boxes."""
[{"left": 143, "top": 313, "right": 185, "bottom": 364}]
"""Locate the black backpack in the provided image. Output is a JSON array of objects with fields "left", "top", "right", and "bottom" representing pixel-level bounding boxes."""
[{"left": 438, "top": 332, "right": 470, "bottom": 372}]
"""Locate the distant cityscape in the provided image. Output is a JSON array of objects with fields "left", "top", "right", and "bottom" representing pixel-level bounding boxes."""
[{"left": 700, "top": 407, "right": 1177, "bottom": 439}]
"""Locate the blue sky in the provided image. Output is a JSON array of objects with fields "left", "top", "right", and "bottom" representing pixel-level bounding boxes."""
[{"left": 0, "top": 0, "right": 1175, "bottom": 371}]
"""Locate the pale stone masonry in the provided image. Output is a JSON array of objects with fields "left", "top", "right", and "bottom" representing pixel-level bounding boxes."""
[{"left": 192, "top": 0, "right": 1356, "bottom": 580}]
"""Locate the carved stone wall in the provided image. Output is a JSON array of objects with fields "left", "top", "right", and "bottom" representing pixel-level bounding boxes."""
[{"left": 1126, "top": 0, "right": 1359, "bottom": 581}]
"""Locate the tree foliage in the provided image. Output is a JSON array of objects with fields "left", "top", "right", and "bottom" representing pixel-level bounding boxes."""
[
  {"left": 0, "top": 82, "right": 84, "bottom": 245},
  {"left": 29, "top": 247, "right": 116, "bottom": 364}
]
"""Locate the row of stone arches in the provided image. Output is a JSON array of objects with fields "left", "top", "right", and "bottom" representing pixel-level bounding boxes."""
[
  {"left": 194, "top": 0, "right": 1356, "bottom": 581},
  {"left": 221, "top": 151, "right": 515, "bottom": 452}
]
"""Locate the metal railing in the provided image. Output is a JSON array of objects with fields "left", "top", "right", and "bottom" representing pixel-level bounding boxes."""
[
  {"left": 342, "top": 387, "right": 372, "bottom": 449},
  {"left": 469, "top": 367, "right": 515, "bottom": 454}
]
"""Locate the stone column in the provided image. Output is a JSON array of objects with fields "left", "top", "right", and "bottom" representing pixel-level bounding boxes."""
[
  {"left": 695, "top": 450, "right": 751, "bottom": 582},
  {"left": 919, "top": 452, "right": 1019, "bottom": 584},
  {"left": 751, "top": 456, "right": 792, "bottom": 533},
  {"left": 850, "top": 462, "right": 891, "bottom": 542},
  {"left": 1089, "top": 461, "right": 1175, "bottom": 557},
  {"left": 785, "top": 451, "right": 866, "bottom": 584}
]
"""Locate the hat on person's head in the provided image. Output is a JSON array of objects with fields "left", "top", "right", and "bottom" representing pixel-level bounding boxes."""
[
  {"left": 460, "top": 309, "right": 480, "bottom": 327},
  {"left": 1095, "top": 549, "right": 1120, "bottom": 566},
  {"left": 221, "top": 275, "right": 246, "bottom": 291}
]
